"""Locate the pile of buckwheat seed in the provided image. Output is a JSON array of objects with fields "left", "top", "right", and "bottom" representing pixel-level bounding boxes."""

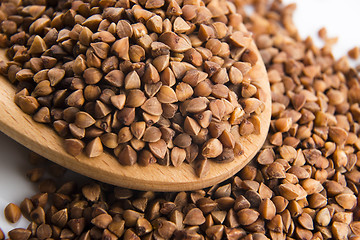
[
  {"left": 1, "top": 0, "right": 360, "bottom": 239},
  {"left": 0, "top": 0, "right": 267, "bottom": 175}
]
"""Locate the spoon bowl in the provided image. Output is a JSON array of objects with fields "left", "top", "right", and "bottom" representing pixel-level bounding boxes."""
[{"left": 0, "top": 29, "right": 271, "bottom": 192}]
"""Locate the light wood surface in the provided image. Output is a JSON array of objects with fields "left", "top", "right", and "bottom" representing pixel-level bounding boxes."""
[{"left": 0, "top": 31, "right": 271, "bottom": 192}]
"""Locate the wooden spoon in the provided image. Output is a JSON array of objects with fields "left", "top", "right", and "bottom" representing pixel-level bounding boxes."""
[{"left": 0, "top": 31, "right": 271, "bottom": 192}]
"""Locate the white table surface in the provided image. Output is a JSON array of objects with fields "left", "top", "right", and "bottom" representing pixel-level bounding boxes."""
[{"left": 1, "top": 0, "right": 360, "bottom": 234}]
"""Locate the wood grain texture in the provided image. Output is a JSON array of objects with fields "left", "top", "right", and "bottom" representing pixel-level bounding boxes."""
[{"left": 0, "top": 32, "right": 271, "bottom": 192}]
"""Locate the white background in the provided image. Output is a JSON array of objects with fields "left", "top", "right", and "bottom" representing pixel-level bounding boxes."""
[{"left": 1, "top": 0, "right": 360, "bottom": 234}]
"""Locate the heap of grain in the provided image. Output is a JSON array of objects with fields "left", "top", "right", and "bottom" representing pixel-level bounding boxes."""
[
  {"left": 1, "top": 0, "right": 360, "bottom": 239},
  {"left": 0, "top": 0, "right": 265, "bottom": 175}
]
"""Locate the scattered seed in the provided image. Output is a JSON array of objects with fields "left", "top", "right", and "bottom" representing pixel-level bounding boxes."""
[
  {"left": 4, "top": 203, "right": 21, "bottom": 223},
  {"left": 8, "top": 228, "right": 31, "bottom": 240},
  {"left": 237, "top": 208, "right": 260, "bottom": 226},
  {"left": 159, "top": 32, "right": 192, "bottom": 52},
  {"left": 202, "top": 138, "right": 223, "bottom": 158}
]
